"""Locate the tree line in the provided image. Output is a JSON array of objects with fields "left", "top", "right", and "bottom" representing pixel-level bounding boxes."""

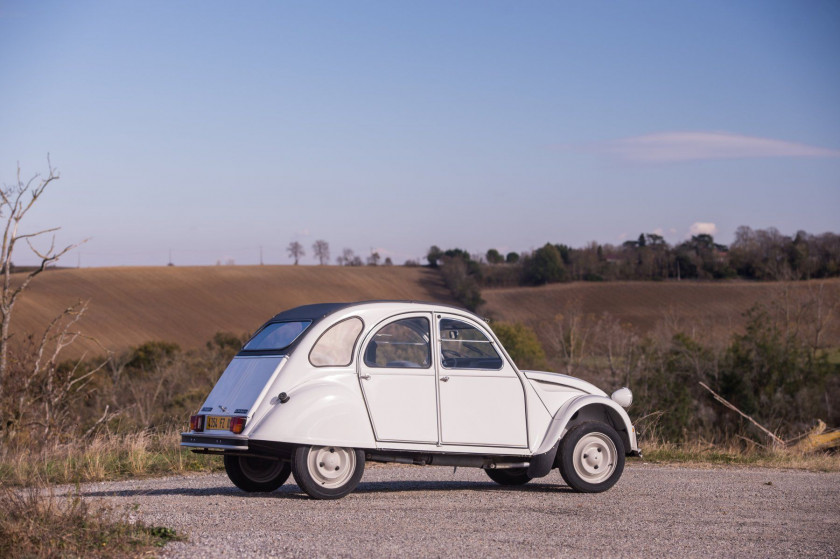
[
  {"left": 425, "top": 227, "right": 840, "bottom": 310},
  {"left": 286, "top": 240, "right": 393, "bottom": 267}
]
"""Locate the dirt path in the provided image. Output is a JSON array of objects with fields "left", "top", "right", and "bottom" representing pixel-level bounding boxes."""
[{"left": 77, "top": 463, "right": 839, "bottom": 558}]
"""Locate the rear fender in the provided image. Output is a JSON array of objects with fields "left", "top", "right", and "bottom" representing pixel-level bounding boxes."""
[
  {"left": 247, "top": 374, "right": 376, "bottom": 449},
  {"left": 535, "top": 395, "right": 639, "bottom": 457}
]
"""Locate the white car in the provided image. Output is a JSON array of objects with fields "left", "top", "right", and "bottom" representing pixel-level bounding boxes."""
[{"left": 182, "top": 301, "right": 640, "bottom": 499}]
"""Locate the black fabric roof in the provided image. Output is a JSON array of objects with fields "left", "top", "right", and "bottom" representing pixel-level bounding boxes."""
[
  {"left": 268, "top": 300, "right": 466, "bottom": 323},
  {"left": 268, "top": 302, "right": 355, "bottom": 322}
]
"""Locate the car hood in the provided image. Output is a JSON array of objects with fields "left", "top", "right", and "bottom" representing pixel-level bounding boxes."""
[{"left": 522, "top": 370, "right": 607, "bottom": 397}]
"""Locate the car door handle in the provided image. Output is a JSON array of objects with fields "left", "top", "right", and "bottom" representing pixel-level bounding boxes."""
[
  {"left": 360, "top": 374, "right": 371, "bottom": 380},
  {"left": 440, "top": 376, "right": 449, "bottom": 382}
]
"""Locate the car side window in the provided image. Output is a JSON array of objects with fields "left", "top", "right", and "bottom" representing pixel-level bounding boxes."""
[
  {"left": 309, "top": 317, "right": 364, "bottom": 367},
  {"left": 440, "top": 318, "right": 503, "bottom": 370},
  {"left": 364, "top": 317, "right": 431, "bottom": 369}
]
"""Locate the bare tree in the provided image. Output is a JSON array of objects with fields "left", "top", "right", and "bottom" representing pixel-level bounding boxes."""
[
  {"left": 367, "top": 251, "right": 381, "bottom": 266},
  {"left": 312, "top": 239, "right": 330, "bottom": 265},
  {"left": 337, "top": 247, "right": 363, "bottom": 266},
  {"left": 287, "top": 241, "right": 305, "bottom": 265},
  {"left": 0, "top": 158, "right": 80, "bottom": 415}
]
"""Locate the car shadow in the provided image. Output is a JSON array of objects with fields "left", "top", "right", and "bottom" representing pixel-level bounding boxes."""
[
  {"left": 81, "top": 479, "right": 574, "bottom": 499},
  {"left": 354, "top": 479, "right": 574, "bottom": 495}
]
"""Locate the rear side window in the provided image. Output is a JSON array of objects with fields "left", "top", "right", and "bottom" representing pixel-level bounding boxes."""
[
  {"left": 364, "top": 317, "right": 431, "bottom": 369},
  {"left": 243, "top": 321, "right": 311, "bottom": 351},
  {"left": 309, "top": 317, "right": 364, "bottom": 367}
]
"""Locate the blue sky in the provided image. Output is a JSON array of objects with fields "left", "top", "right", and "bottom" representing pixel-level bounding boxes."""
[{"left": 1, "top": 1, "right": 838, "bottom": 266}]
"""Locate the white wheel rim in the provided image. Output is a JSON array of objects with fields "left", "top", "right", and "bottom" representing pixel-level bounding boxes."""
[
  {"left": 572, "top": 433, "right": 617, "bottom": 484},
  {"left": 307, "top": 446, "right": 356, "bottom": 489}
]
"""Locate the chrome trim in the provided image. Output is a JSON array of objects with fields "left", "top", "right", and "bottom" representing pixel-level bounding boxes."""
[{"left": 180, "top": 432, "right": 248, "bottom": 450}]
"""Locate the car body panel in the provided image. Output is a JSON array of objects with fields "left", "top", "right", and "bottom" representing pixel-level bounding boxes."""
[
  {"left": 247, "top": 370, "right": 376, "bottom": 449},
  {"left": 200, "top": 356, "right": 287, "bottom": 425},
  {"left": 536, "top": 394, "right": 639, "bottom": 455}
]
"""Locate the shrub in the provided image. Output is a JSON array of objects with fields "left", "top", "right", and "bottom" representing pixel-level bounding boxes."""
[
  {"left": 492, "top": 322, "right": 547, "bottom": 370},
  {"left": 521, "top": 243, "right": 567, "bottom": 285}
]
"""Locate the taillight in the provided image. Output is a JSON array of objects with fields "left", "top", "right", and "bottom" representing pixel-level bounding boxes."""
[
  {"left": 230, "top": 416, "right": 246, "bottom": 434},
  {"left": 190, "top": 415, "right": 205, "bottom": 432}
]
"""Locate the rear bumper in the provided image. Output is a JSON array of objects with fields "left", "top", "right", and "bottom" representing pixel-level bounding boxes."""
[{"left": 181, "top": 432, "right": 248, "bottom": 451}]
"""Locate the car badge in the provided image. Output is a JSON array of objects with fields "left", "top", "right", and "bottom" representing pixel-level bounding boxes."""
[{"left": 218, "top": 405, "right": 228, "bottom": 413}]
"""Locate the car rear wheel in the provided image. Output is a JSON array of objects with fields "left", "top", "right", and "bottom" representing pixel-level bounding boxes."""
[
  {"left": 485, "top": 467, "right": 533, "bottom": 486},
  {"left": 292, "top": 445, "right": 365, "bottom": 500},
  {"left": 224, "top": 455, "right": 291, "bottom": 492},
  {"left": 558, "top": 421, "right": 625, "bottom": 493}
]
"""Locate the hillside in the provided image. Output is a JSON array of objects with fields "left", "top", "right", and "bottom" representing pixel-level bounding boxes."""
[
  {"left": 11, "top": 266, "right": 455, "bottom": 357},
  {"left": 11, "top": 266, "right": 840, "bottom": 358},
  {"left": 482, "top": 279, "right": 840, "bottom": 345}
]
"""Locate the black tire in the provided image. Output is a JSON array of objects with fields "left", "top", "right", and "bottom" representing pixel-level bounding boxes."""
[
  {"left": 292, "top": 445, "right": 365, "bottom": 500},
  {"left": 558, "top": 421, "right": 625, "bottom": 493},
  {"left": 224, "top": 455, "right": 291, "bottom": 492},
  {"left": 485, "top": 467, "right": 533, "bottom": 486}
]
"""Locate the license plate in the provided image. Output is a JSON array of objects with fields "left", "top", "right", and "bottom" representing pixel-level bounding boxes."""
[{"left": 206, "top": 415, "right": 231, "bottom": 431}]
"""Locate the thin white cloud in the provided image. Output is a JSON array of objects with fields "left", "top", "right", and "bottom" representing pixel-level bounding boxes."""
[
  {"left": 689, "top": 222, "right": 717, "bottom": 237},
  {"left": 596, "top": 131, "right": 840, "bottom": 163}
]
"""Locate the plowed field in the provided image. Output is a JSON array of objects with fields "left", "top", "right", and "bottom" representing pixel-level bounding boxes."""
[
  {"left": 11, "top": 266, "right": 840, "bottom": 357},
  {"left": 482, "top": 279, "right": 840, "bottom": 344},
  {"left": 11, "top": 266, "right": 454, "bottom": 357}
]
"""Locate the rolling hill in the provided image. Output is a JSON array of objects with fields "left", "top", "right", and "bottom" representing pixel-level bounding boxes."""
[
  {"left": 11, "top": 266, "right": 840, "bottom": 358},
  {"left": 481, "top": 279, "right": 840, "bottom": 345},
  {"left": 11, "top": 265, "right": 455, "bottom": 357}
]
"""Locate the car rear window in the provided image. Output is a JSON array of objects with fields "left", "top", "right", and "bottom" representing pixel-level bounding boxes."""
[{"left": 243, "top": 321, "right": 311, "bottom": 351}]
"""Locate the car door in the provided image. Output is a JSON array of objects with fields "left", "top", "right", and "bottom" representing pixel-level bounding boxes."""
[
  {"left": 435, "top": 314, "right": 528, "bottom": 447},
  {"left": 358, "top": 313, "right": 438, "bottom": 444}
]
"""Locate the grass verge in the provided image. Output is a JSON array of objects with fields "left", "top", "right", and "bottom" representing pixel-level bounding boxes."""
[
  {"left": 0, "top": 484, "right": 182, "bottom": 558},
  {"left": 639, "top": 440, "right": 840, "bottom": 471},
  {"left": 0, "top": 428, "right": 223, "bottom": 486},
  {"left": 3, "top": 428, "right": 838, "bottom": 488}
]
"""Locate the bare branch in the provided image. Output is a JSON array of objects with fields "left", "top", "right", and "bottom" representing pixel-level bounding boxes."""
[
  {"left": 83, "top": 405, "right": 114, "bottom": 439},
  {"left": 699, "top": 382, "right": 785, "bottom": 448},
  {"left": 14, "top": 227, "right": 62, "bottom": 242}
]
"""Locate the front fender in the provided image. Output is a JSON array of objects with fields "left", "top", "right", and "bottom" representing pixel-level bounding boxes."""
[
  {"left": 535, "top": 394, "right": 639, "bottom": 456},
  {"left": 248, "top": 373, "right": 376, "bottom": 449}
]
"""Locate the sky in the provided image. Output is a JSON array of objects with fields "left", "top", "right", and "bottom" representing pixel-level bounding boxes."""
[{"left": 1, "top": 1, "right": 838, "bottom": 267}]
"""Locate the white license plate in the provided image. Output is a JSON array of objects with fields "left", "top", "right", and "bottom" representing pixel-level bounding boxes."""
[{"left": 205, "top": 415, "right": 231, "bottom": 430}]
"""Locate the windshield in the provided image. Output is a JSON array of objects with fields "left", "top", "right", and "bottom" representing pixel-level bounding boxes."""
[{"left": 243, "top": 321, "right": 312, "bottom": 351}]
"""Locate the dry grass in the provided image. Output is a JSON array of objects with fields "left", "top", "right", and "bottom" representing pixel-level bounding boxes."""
[
  {"left": 0, "top": 429, "right": 222, "bottom": 486},
  {"left": 0, "top": 484, "right": 181, "bottom": 558},
  {"left": 12, "top": 265, "right": 456, "bottom": 358},
  {"left": 639, "top": 440, "right": 840, "bottom": 472}
]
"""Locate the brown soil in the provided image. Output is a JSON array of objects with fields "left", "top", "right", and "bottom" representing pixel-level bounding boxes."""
[
  {"left": 11, "top": 267, "right": 840, "bottom": 358},
  {"left": 481, "top": 279, "right": 840, "bottom": 344},
  {"left": 11, "top": 265, "right": 454, "bottom": 357}
]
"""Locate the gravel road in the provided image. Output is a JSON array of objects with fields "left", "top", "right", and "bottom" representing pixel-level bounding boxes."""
[{"left": 77, "top": 463, "right": 839, "bottom": 558}]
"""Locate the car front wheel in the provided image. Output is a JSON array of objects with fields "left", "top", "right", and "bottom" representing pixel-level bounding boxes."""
[
  {"left": 292, "top": 445, "right": 365, "bottom": 500},
  {"left": 224, "top": 455, "right": 291, "bottom": 492},
  {"left": 558, "top": 421, "right": 625, "bottom": 493}
]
